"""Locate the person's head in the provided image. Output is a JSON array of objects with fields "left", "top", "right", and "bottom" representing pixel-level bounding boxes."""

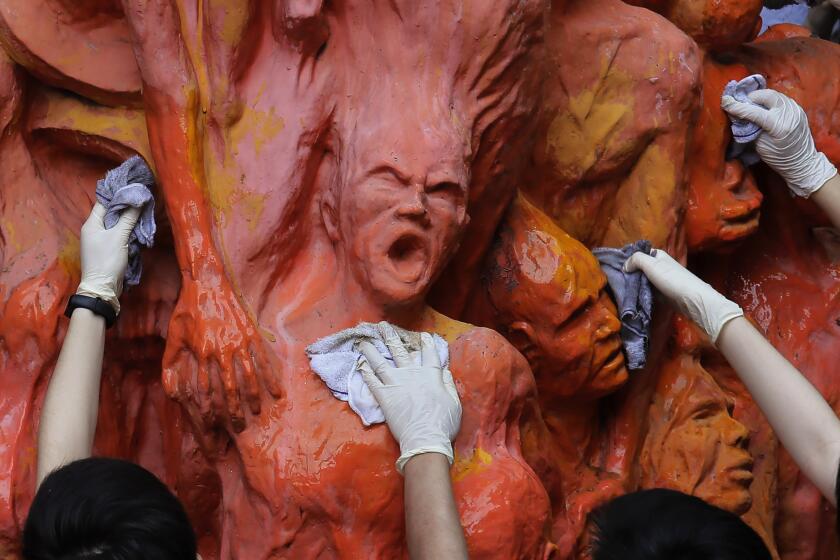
[
  {"left": 591, "top": 488, "right": 772, "bottom": 560},
  {"left": 640, "top": 317, "right": 754, "bottom": 515},
  {"left": 685, "top": 57, "right": 763, "bottom": 253},
  {"left": 483, "top": 194, "right": 628, "bottom": 400},
  {"left": 23, "top": 457, "right": 197, "bottom": 560}
]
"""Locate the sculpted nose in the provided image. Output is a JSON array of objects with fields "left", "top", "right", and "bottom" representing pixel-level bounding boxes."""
[
  {"left": 396, "top": 185, "right": 430, "bottom": 224},
  {"left": 725, "top": 414, "right": 750, "bottom": 449}
]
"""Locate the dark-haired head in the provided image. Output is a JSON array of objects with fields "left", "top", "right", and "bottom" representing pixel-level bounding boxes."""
[
  {"left": 591, "top": 488, "right": 771, "bottom": 560},
  {"left": 23, "top": 457, "right": 196, "bottom": 560}
]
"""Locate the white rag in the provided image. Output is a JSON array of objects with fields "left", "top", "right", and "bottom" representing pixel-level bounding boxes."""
[{"left": 305, "top": 321, "right": 450, "bottom": 426}]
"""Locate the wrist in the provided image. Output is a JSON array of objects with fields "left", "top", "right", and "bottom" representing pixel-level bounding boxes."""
[
  {"left": 397, "top": 441, "right": 454, "bottom": 474},
  {"left": 68, "top": 306, "right": 106, "bottom": 325},
  {"left": 76, "top": 281, "right": 121, "bottom": 315},
  {"left": 788, "top": 152, "right": 838, "bottom": 198},
  {"left": 403, "top": 452, "right": 451, "bottom": 475},
  {"left": 707, "top": 297, "right": 744, "bottom": 344},
  {"left": 65, "top": 294, "right": 118, "bottom": 328}
]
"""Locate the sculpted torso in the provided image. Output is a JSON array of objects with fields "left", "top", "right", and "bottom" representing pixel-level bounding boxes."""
[{"left": 217, "top": 314, "right": 549, "bottom": 558}]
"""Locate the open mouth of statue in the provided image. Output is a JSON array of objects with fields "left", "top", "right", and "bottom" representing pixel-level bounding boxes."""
[{"left": 387, "top": 233, "right": 429, "bottom": 283}]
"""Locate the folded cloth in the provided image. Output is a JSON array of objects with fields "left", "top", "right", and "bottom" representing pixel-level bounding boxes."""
[
  {"left": 592, "top": 241, "right": 654, "bottom": 370},
  {"left": 305, "top": 321, "right": 449, "bottom": 426},
  {"left": 723, "top": 74, "right": 768, "bottom": 144},
  {"left": 95, "top": 155, "right": 156, "bottom": 286}
]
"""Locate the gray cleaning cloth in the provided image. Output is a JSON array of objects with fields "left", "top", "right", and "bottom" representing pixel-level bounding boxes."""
[
  {"left": 592, "top": 241, "right": 654, "bottom": 370},
  {"left": 305, "top": 321, "right": 449, "bottom": 426},
  {"left": 723, "top": 74, "right": 767, "bottom": 144},
  {"left": 95, "top": 155, "right": 156, "bottom": 286}
]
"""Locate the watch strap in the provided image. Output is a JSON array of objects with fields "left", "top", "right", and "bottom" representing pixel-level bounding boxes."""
[{"left": 64, "top": 294, "right": 117, "bottom": 328}]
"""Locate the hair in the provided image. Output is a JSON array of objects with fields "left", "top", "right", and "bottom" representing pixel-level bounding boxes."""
[
  {"left": 23, "top": 457, "right": 196, "bottom": 560},
  {"left": 590, "top": 488, "right": 771, "bottom": 560}
]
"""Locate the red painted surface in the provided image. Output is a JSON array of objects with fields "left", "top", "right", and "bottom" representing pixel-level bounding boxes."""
[{"left": 1, "top": 1, "right": 839, "bottom": 558}]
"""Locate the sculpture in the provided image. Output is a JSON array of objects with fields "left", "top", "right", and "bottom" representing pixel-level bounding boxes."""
[
  {"left": 639, "top": 316, "right": 754, "bottom": 516},
  {"left": 2, "top": 0, "right": 840, "bottom": 558},
  {"left": 466, "top": 193, "right": 628, "bottom": 556}
]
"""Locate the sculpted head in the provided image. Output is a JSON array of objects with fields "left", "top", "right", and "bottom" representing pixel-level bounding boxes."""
[
  {"left": 483, "top": 194, "right": 628, "bottom": 401},
  {"left": 627, "top": 0, "right": 762, "bottom": 50},
  {"left": 322, "top": 93, "right": 471, "bottom": 307},
  {"left": 685, "top": 58, "right": 762, "bottom": 253},
  {"left": 641, "top": 317, "right": 754, "bottom": 515}
]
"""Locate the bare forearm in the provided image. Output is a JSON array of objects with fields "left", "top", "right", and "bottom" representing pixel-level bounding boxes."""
[
  {"left": 717, "top": 317, "right": 840, "bottom": 504},
  {"left": 37, "top": 308, "right": 106, "bottom": 486},
  {"left": 404, "top": 453, "right": 468, "bottom": 560},
  {"left": 812, "top": 173, "right": 840, "bottom": 231}
]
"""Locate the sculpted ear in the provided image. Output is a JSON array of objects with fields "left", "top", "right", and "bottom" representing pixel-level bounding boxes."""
[
  {"left": 316, "top": 150, "right": 339, "bottom": 243},
  {"left": 506, "top": 321, "right": 538, "bottom": 362}
]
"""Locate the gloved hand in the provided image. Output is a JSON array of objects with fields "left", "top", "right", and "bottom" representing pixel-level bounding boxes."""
[
  {"left": 721, "top": 89, "right": 837, "bottom": 198},
  {"left": 624, "top": 249, "right": 743, "bottom": 344},
  {"left": 359, "top": 327, "right": 462, "bottom": 474},
  {"left": 828, "top": 0, "right": 840, "bottom": 10},
  {"left": 76, "top": 202, "right": 140, "bottom": 314}
]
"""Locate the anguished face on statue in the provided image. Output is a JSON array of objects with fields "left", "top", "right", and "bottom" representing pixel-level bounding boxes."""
[
  {"left": 641, "top": 323, "right": 755, "bottom": 516},
  {"left": 485, "top": 195, "right": 628, "bottom": 401},
  {"left": 323, "top": 112, "right": 470, "bottom": 307}
]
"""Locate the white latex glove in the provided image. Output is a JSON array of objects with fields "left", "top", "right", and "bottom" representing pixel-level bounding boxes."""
[
  {"left": 721, "top": 89, "right": 837, "bottom": 198},
  {"left": 624, "top": 249, "right": 743, "bottom": 344},
  {"left": 828, "top": 0, "right": 840, "bottom": 10},
  {"left": 76, "top": 202, "right": 140, "bottom": 315},
  {"left": 359, "top": 327, "right": 462, "bottom": 474}
]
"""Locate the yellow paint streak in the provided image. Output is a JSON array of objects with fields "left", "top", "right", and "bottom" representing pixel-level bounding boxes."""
[
  {"left": 213, "top": 0, "right": 249, "bottom": 46},
  {"left": 228, "top": 105, "right": 286, "bottom": 157},
  {"left": 545, "top": 55, "right": 636, "bottom": 178},
  {"left": 603, "top": 144, "right": 677, "bottom": 248},
  {"left": 452, "top": 447, "right": 493, "bottom": 482},
  {"left": 31, "top": 89, "right": 152, "bottom": 164},
  {"left": 427, "top": 308, "right": 473, "bottom": 343},
  {"left": 57, "top": 233, "right": 80, "bottom": 277},
  {"left": 241, "top": 192, "right": 267, "bottom": 231},
  {"left": 2, "top": 220, "right": 21, "bottom": 253}
]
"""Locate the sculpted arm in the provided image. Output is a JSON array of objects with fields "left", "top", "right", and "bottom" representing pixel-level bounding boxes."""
[
  {"left": 626, "top": 250, "right": 840, "bottom": 504},
  {"left": 37, "top": 204, "right": 139, "bottom": 485},
  {"left": 120, "top": 0, "right": 276, "bottom": 430}
]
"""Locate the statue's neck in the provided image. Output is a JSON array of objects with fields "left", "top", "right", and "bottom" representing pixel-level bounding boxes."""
[
  {"left": 542, "top": 400, "right": 601, "bottom": 475},
  {"left": 275, "top": 243, "right": 428, "bottom": 343}
]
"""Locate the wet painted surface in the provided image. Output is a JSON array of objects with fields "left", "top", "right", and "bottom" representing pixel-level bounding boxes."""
[{"left": 0, "top": 1, "right": 838, "bottom": 558}]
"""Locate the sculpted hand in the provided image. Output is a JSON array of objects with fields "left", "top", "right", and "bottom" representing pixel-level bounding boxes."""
[
  {"left": 721, "top": 88, "right": 837, "bottom": 198},
  {"left": 359, "top": 327, "right": 462, "bottom": 474},
  {"left": 76, "top": 203, "right": 140, "bottom": 314},
  {"left": 625, "top": 249, "right": 743, "bottom": 343}
]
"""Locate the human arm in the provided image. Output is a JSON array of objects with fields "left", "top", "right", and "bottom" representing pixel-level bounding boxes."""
[
  {"left": 721, "top": 88, "right": 840, "bottom": 229},
  {"left": 36, "top": 203, "right": 138, "bottom": 486},
  {"left": 359, "top": 327, "right": 468, "bottom": 559},
  {"left": 626, "top": 250, "right": 840, "bottom": 504},
  {"left": 404, "top": 453, "right": 469, "bottom": 560},
  {"left": 810, "top": 174, "right": 840, "bottom": 231},
  {"left": 717, "top": 316, "right": 840, "bottom": 504}
]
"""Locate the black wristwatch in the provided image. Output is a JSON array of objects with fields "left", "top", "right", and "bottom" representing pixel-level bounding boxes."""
[{"left": 64, "top": 295, "right": 118, "bottom": 328}]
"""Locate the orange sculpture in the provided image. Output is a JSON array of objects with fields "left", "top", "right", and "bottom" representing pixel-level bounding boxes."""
[
  {"left": 2, "top": 0, "right": 840, "bottom": 558},
  {"left": 465, "top": 193, "right": 628, "bottom": 556},
  {"left": 639, "top": 316, "right": 754, "bottom": 516}
]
